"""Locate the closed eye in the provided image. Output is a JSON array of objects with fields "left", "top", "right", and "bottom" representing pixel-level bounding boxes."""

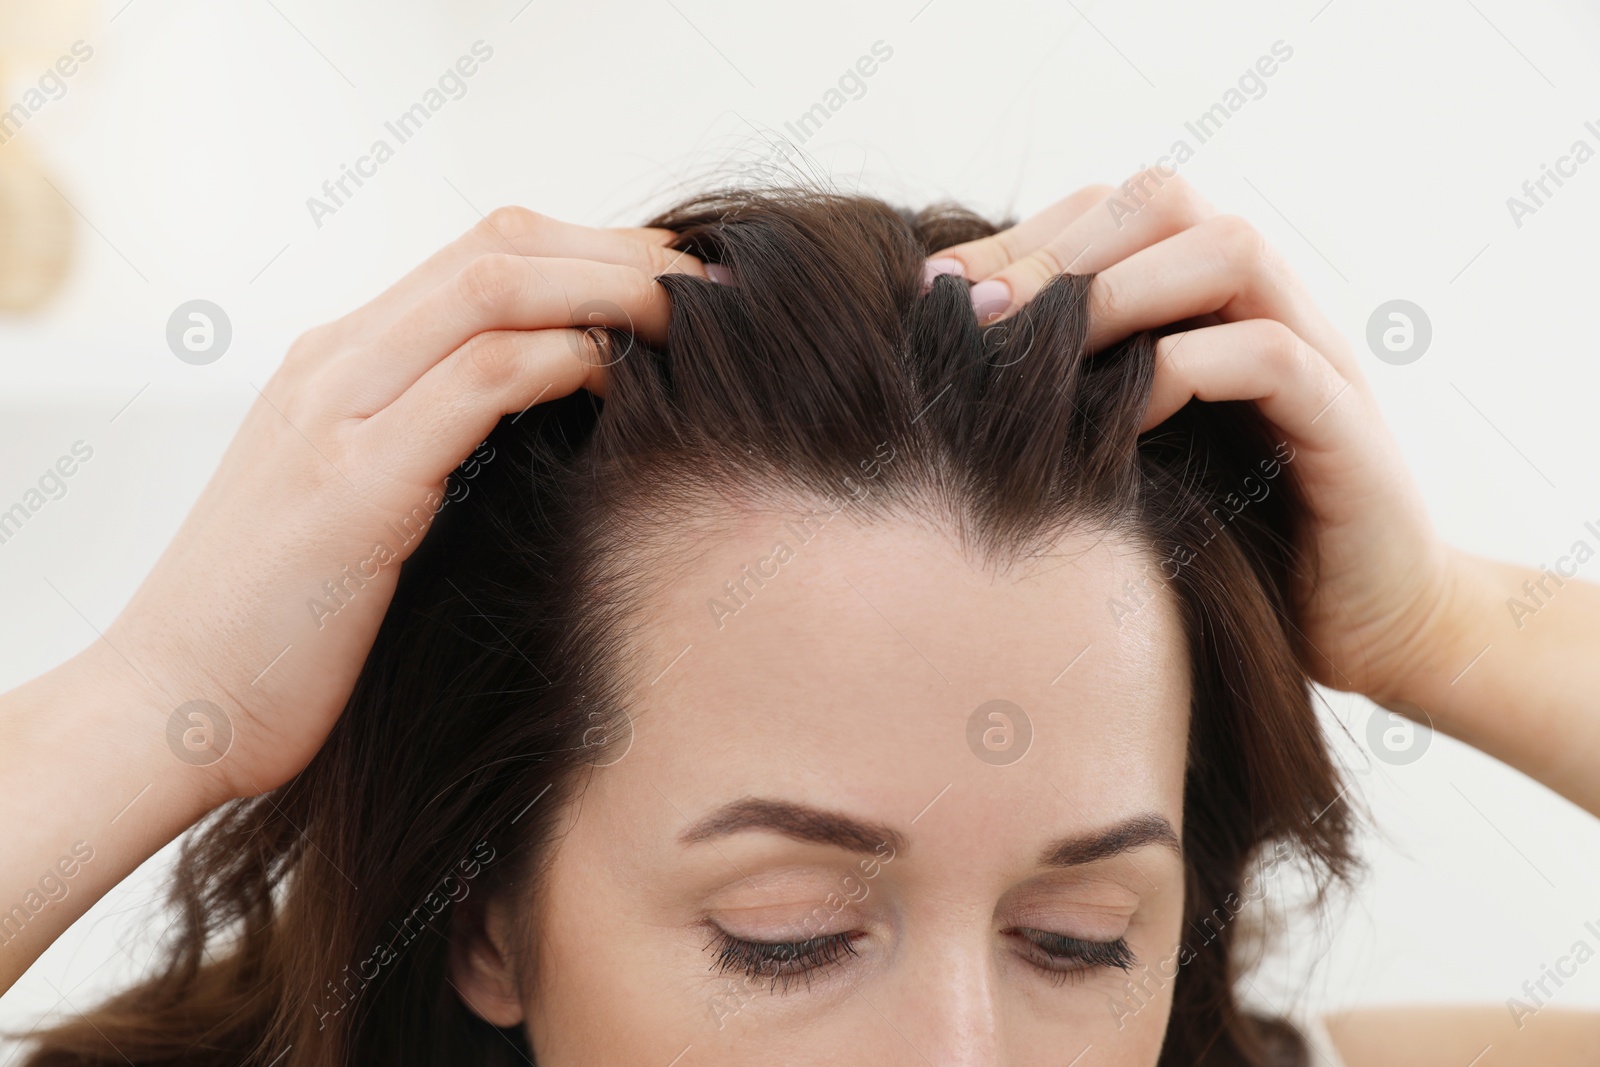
[
  {"left": 1004, "top": 926, "right": 1138, "bottom": 985},
  {"left": 705, "top": 926, "right": 862, "bottom": 994}
]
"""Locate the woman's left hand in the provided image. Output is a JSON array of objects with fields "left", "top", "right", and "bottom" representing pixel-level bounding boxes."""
[{"left": 925, "top": 171, "right": 1468, "bottom": 709}]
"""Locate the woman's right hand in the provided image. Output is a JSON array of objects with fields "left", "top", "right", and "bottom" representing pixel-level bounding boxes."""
[
  {"left": 0, "top": 208, "right": 703, "bottom": 991},
  {"left": 102, "top": 209, "right": 705, "bottom": 806}
]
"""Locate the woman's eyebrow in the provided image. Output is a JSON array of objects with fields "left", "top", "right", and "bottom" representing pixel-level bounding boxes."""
[
  {"left": 1038, "top": 813, "right": 1182, "bottom": 867},
  {"left": 676, "top": 797, "right": 906, "bottom": 856},
  {"left": 676, "top": 799, "right": 1180, "bottom": 868}
]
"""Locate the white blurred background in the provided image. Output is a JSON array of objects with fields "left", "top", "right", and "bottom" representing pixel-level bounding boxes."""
[{"left": 2, "top": 0, "right": 1599, "bottom": 1054}]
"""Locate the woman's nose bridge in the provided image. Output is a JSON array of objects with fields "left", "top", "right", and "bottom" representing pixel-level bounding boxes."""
[{"left": 883, "top": 925, "right": 1006, "bottom": 1066}]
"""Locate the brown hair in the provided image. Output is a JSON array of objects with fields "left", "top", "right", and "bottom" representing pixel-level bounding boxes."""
[{"left": 16, "top": 185, "right": 1356, "bottom": 1066}]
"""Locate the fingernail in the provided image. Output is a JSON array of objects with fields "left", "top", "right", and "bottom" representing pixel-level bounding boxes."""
[
  {"left": 706, "top": 263, "right": 734, "bottom": 285},
  {"left": 920, "top": 256, "right": 965, "bottom": 293},
  {"left": 970, "top": 278, "right": 1011, "bottom": 322}
]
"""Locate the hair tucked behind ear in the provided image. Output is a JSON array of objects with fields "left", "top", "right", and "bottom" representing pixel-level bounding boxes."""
[{"left": 16, "top": 184, "right": 1355, "bottom": 1067}]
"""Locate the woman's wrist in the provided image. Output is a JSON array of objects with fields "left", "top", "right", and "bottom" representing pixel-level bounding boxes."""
[
  {"left": 1376, "top": 543, "right": 1498, "bottom": 718},
  {"left": 1375, "top": 544, "right": 1600, "bottom": 814},
  {"left": 49, "top": 637, "right": 239, "bottom": 822},
  {"left": 0, "top": 637, "right": 232, "bottom": 988}
]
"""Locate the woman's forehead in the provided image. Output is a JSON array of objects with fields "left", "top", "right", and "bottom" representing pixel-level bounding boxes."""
[{"left": 598, "top": 515, "right": 1192, "bottom": 837}]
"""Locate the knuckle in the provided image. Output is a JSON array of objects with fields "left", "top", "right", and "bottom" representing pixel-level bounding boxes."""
[
  {"left": 462, "top": 331, "right": 523, "bottom": 389},
  {"left": 1124, "top": 166, "right": 1172, "bottom": 192},
  {"left": 1154, "top": 332, "right": 1185, "bottom": 364},
  {"left": 1089, "top": 272, "right": 1126, "bottom": 326},
  {"left": 259, "top": 358, "right": 336, "bottom": 436},
  {"left": 480, "top": 205, "right": 545, "bottom": 247},
  {"left": 1145, "top": 174, "right": 1209, "bottom": 229},
  {"left": 643, "top": 241, "right": 691, "bottom": 278},
  {"left": 1253, "top": 319, "right": 1305, "bottom": 373},
  {"left": 1074, "top": 183, "right": 1118, "bottom": 219},
  {"left": 1210, "top": 214, "right": 1271, "bottom": 271},
  {"left": 284, "top": 322, "right": 335, "bottom": 368},
  {"left": 998, "top": 253, "right": 1060, "bottom": 302},
  {"left": 292, "top": 362, "right": 337, "bottom": 412},
  {"left": 1029, "top": 242, "right": 1068, "bottom": 280},
  {"left": 636, "top": 266, "right": 659, "bottom": 304},
  {"left": 613, "top": 268, "right": 654, "bottom": 324},
  {"left": 989, "top": 227, "right": 1024, "bottom": 264},
  {"left": 457, "top": 254, "right": 523, "bottom": 317},
  {"left": 946, "top": 233, "right": 1002, "bottom": 277}
]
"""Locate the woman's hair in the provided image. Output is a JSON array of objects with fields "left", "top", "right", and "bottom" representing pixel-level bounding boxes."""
[{"left": 16, "top": 185, "right": 1356, "bottom": 1066}]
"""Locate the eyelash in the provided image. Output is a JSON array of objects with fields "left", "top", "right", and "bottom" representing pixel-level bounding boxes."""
[
  {"left": 1005, "top": 927, "right": 1139, "bottom": 986},
  {"left": 705, "top": 926, "right": 1136, "bottom": 991},
  {"left": 707, "top": 928, "right": 861, "bottom": 993}
]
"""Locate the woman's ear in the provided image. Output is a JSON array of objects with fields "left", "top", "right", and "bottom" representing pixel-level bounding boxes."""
[{"left": 447, "top": 886, "right": 527, "bottom": 1028}]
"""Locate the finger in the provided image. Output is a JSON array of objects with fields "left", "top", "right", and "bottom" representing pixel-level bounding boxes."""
[
  {"left": 964, "top": 171, "right": 1217, "bottom": 324},
  {"left": 364, "top": 327, "right": 607, "bottom": 484},
  {"left": 926, "top": 183, "right": 1113, "bottom": 279},
  {"left": 339, "top": 256, "right": 671, "bottom": 414},
  {"left": 1082, "top": 214, "right": 1361, "bottom": 383},
  {"left": 1142, "top": 319, "right": 1357, "bottom": 452},
  {"left": 609, "top": 225, "right": 685, "bottom": 248},
  {"left": 334, "top": 208, "right": 706, "bottom": 342}
]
